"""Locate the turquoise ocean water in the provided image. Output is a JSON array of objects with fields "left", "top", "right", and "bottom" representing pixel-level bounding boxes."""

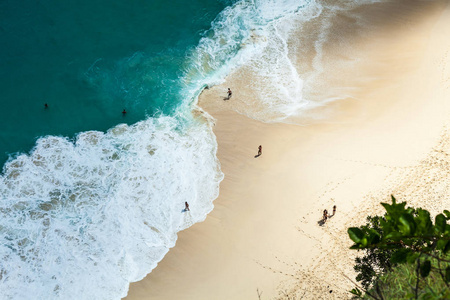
[
  {"left": 0, "top": 0, "right": 379, "bottom": 299},
  {"left": 0, "top": 0, "right": 227, "bottom": 165}
]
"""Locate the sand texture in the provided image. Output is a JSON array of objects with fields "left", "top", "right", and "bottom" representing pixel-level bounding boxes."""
[{"left": 126, "top": 1, "right": 450, "bottom": 299}]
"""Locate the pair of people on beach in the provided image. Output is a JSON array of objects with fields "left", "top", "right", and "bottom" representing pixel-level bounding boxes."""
[{"left": 322, "top": 205, "right": 336, "bottom": 223}]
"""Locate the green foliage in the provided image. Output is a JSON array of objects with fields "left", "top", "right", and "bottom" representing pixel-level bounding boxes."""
[
  {"left": 362, "top": 256, "right": 450, "bottom": 299},
  {"left": 352, "top": 216, "right": 395, "bottom": 290},
  {"left": 350, "top": 287, "right": 362, "bottom": 297},
  {"left": 348, "top": 196, "right": 450, "bottom": 299}
]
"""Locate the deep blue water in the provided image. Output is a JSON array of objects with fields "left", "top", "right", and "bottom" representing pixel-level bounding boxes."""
[{"left": 0, "top": 0, "right": 228, "bottom": 166}]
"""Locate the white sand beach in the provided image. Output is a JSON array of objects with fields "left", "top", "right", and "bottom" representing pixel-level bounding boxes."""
[{"left": 126, "top": 1, "right": 450, "bottom": 299}]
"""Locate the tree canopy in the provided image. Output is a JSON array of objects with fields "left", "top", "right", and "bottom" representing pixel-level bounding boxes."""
[{"left": 348, "top": 196, "right": 450, "bottom": 299}]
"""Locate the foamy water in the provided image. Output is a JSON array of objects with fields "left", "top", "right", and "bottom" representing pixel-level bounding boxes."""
[
  {"left": 0, "top": 0, "right": 383, "bottom": 299},
  {"left": 203, "top": 0, "right": 383, "bottom": 123},
  {"left": 0, "top": 116, "right": 222, "bottom": 299}
]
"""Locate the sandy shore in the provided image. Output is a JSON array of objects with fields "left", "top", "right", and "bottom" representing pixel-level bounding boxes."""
[{"left": 126, "top": 1, "right": 450, "bottom": 299}]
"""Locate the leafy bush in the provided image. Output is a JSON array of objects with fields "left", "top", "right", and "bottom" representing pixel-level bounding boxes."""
[
  {"left": 353, "top": 216, "right": 395, "bottom": 290},
  {"left": 366, "top": 257, "right": 450, "bottom": 299},
  {"left": 348, "top": 196, "right": 450, "bottom": 299}
]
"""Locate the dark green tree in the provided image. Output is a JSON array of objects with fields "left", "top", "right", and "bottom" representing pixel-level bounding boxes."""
[
  {"left": 353, "top": 216, "right": 395, "bottom": 290},
  {"left": 348, "top": 196, "right": 450, "bottom": 299}
]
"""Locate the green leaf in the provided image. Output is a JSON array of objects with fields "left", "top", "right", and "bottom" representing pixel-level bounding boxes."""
[
  {"left": 367, "top": 229, "right": 381, "bottom": 244},
  {"left": 350, "top": 288, "right": 362, "bottom": 296},
  {"left": 391, "top": 195, "right": 396, "bottom": 203},
  {"left": 420, "top": 260, "right": 431, "bottom": 278},
  {"left": 445, "top": 224, "right": 450, "bottom": 235},
  {"left": 444, "top": 210, "right": 450, "bottom": 219},
  {"left": 415, "top": 209, "right": 432, "bottom": 234},
  {"left": 399, "top": 213, "right": 416, "bottom": 235},
  {"left": 385, "top": 231, "right": 403, "bottom": 241},
  {"left": 436, "top": 214, "right": 447, "bottom": 233},
  {"left": 360, "top": 237, "right": 368, "bottom": 247},
  {"left": 348, "top": 227, "right": 365, "bottom": 244},
  {"left": 381, "top": 203, "right": 392, "bottom": 216}
]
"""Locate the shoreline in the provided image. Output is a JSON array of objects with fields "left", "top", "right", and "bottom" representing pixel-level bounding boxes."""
[{"left": 126, "top": 1, "right": 450, "bottom": 299}]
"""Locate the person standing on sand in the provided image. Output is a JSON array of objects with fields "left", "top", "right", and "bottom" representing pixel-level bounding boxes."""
[
  {"left": 226, "top": 88, "right": 232, "bottom": 100},
  {"left": 332, "top": 205, "right": 336, "bottom": 216},
  {"left": 323, "top": 209, "right": 328, "bottom": 222},
  {"left": 254, "top": 145, "right": 262, "bottom": 158}
]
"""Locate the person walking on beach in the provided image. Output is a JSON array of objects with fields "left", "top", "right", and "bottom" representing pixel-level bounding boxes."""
[
  {"left": 332, "top": 205, "right": 336, "bottom": 216},
  {"left": 184, "top": 202, "right": 190, "bottom": 212},
  {"left": 254, "top": 145, "right": 262, "bottom": 158},
  {"left": 226, "top": 88, "right": 232, "bottom": 100}
]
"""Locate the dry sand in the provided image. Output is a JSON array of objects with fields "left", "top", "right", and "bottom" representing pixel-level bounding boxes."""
[{"left": 126, "top": 1, "right": 450, "bottom": 299}]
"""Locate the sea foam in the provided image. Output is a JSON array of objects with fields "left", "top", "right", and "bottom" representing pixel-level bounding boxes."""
[
  {"left": 188, "top": 0, "right": 383, "bottom": 123},
  {"left": 0, "top": 116, "right": 222, "bottom": 299}
]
